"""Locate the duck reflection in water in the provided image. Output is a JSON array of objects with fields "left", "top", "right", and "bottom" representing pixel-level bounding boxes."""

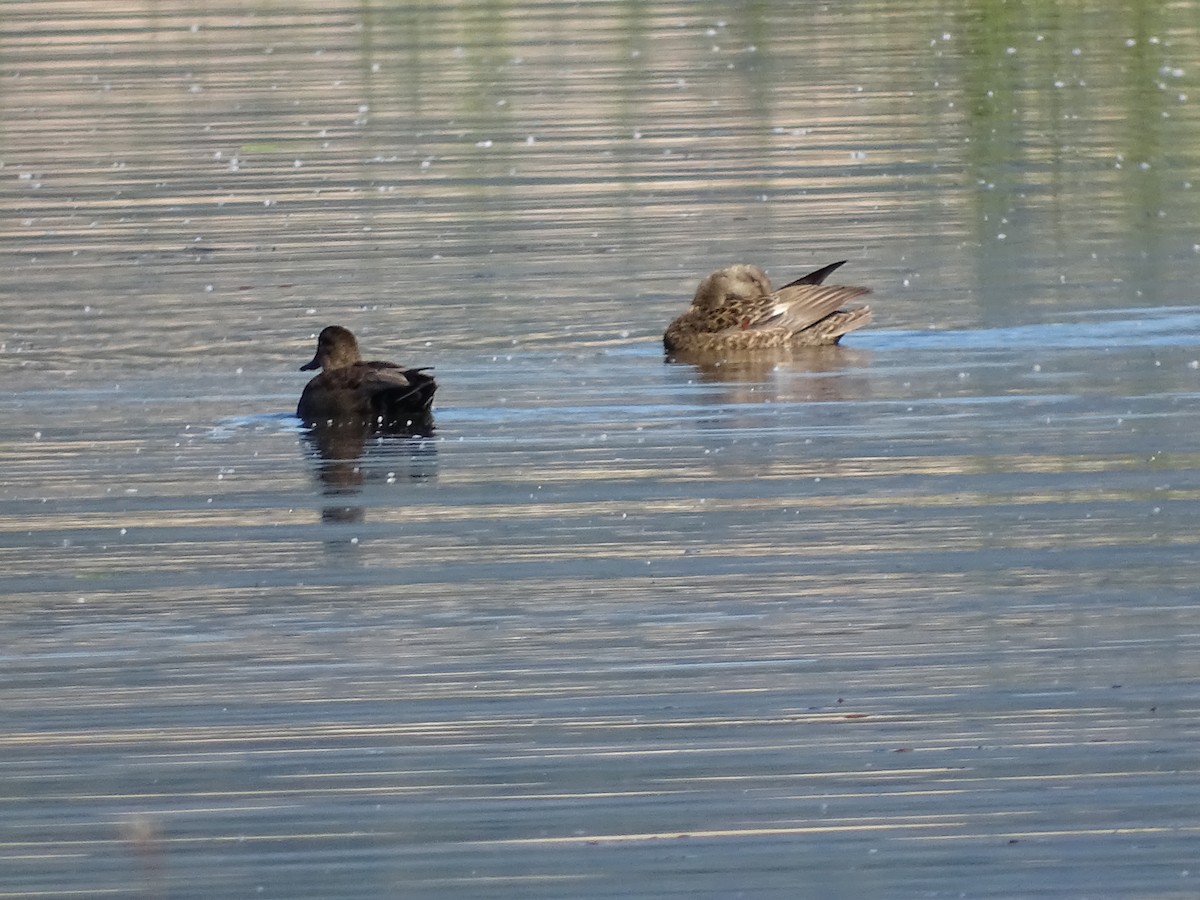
[
  {"left": 675, "top": 346, "right": 873, "bottom": 402},
  {"left": 296, "top": 325, "right": 437, "bottom": 524},
  {"left": 299, "top": 421, "right": 437, "bottom": 524}
]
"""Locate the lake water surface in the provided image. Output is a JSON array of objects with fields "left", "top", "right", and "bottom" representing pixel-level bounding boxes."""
[{"left": 2, "top": 2, "right": 1200, "bottom": 897}]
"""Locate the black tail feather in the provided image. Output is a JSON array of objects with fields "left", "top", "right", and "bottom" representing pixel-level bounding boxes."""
[{"left": 780, "top": 260, "right": 847, "bottom": 289}]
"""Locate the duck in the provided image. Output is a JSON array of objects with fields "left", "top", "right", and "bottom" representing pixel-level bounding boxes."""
[
  {"left": 663, "top": 260, "right": 872, "bottom": 354},
  {"left": 296, "top": 325, "right": 437, "bottom": 428}
]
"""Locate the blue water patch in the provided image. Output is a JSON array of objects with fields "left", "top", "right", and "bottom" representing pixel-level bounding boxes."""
[
  {"left": 209, "top": 412, "right": 301, "bottom": 440},
  {"left": 858, "top": 307, "right": 1200, "bottom": 352}
]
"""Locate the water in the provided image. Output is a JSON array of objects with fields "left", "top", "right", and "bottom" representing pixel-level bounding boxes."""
[{"left": 2, "top": 2, "right": 1200, "bottom": 897}]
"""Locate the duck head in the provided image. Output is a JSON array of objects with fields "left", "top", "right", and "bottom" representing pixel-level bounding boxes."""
[
  {"left": 301, "top": 325, "right": 362, "bottom": 372},
  {"left": 691, "top": 263, "right": 772, "bottom": 311}
]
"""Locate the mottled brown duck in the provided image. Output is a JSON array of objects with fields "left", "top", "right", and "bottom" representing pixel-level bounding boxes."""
[{"left": 664, "top": 260, "right": 872, "bottom": 354}]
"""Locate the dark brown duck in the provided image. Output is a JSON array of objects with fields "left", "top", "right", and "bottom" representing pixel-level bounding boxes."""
[{"left": 297, "top": 325, "right": 437, "bottom": 427}]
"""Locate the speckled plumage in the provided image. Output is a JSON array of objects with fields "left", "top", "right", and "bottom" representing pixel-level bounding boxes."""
[
  {"left": 664, "top": 261, "right": 872, "bottom": 353},
  {"left": 297, "top": 325, "right": 436, "bottom": 428}
]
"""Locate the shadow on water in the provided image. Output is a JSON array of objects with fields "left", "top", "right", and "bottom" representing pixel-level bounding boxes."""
[{"left": 298, "top": 419, "right": 437, "bottom": 525}]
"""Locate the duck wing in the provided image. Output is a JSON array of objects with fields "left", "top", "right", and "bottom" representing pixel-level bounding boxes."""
[
  {"left": 363, "top": 360, "right": 419, "bottom": 383},
  {"left": 746, "top": 284, "right": 871, "bottom": 333},
  {"left": 713, "top": 285, "right": 870, "bottom": 334}
]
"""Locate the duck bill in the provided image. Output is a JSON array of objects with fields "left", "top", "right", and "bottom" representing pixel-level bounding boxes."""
[{"left": 299, "top": 357, "right": 320, "bottom": 371}]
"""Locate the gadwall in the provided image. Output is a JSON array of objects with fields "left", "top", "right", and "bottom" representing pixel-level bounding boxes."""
[
  {"left": 297, "top": 325, "right": 437, "bottom": 427},
  {"left": 664, "top": 260, "right": 872, "bottom": 353}
]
